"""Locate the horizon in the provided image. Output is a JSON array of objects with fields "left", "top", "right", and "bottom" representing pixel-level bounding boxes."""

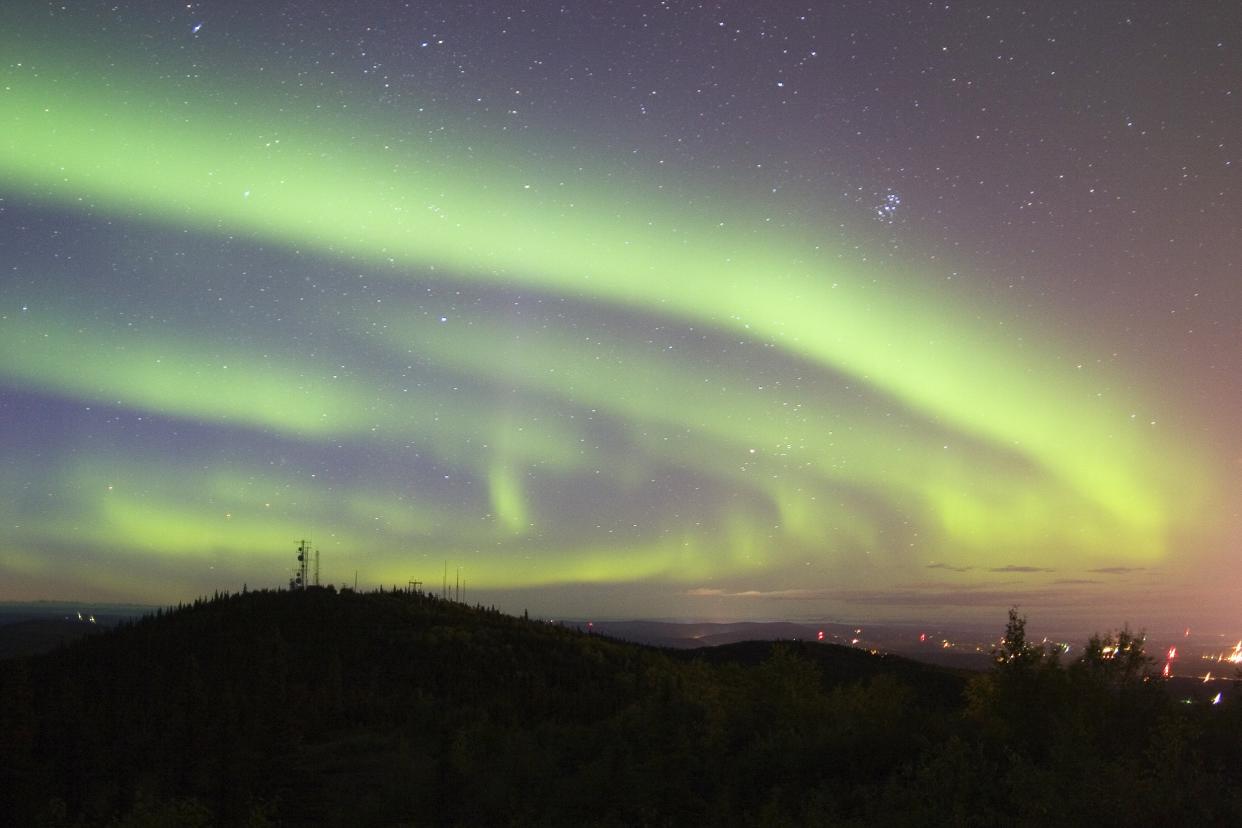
[
  {"left": 2, "top": 3, "right": 1239, "bottom": 631},
  {"left": 6, "top": 590, "right": 1240, "bottom": 646},
  {"left": 7, "top": 588, "right": 1242, "bottom": 687}
]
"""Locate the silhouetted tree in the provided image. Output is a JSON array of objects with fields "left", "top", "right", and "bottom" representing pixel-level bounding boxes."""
[{"left": 1072, "top": 625, "right": 1151, "bottom": 689}]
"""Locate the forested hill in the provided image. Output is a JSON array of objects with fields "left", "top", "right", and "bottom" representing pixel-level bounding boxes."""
[{"left": 1, "top": 588, "right": 1239, "bottom": 826}]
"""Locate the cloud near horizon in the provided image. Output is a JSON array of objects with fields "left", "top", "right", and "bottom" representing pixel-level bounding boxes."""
[
  {"left": 989, "top": 565, "right": 1054, "bottom": 573},
  {"left": 685, "top": 579, "right": 1093, "bottom": 609},
  {"left": 685, "top": 587, "right": 829, "bottom": 601},
  {"left": 926, "top": 562, "right": 974, "bottom": 573}
]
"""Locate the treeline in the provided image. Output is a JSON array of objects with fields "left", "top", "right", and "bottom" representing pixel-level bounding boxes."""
[{"left": 0, "top": 591, "right": 1239, "bottom": 826}]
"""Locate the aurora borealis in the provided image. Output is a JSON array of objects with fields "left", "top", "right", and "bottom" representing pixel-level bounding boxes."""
[{"left": 2, "top": 2, "right": 1239, "bottom": 628}]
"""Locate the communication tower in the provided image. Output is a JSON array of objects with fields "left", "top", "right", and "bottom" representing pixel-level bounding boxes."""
[{"left": 290, "top": 539, "right": 311, "bottom": 590}]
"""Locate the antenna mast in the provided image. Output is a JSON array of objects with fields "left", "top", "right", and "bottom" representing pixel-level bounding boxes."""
[{"left": 291, "top": 539, "right": 311, "bottom": 590}]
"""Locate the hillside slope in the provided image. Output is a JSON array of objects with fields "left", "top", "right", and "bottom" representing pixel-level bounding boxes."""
[{"left": 1, "top": 588, "right": 1239, "bottom": 826}]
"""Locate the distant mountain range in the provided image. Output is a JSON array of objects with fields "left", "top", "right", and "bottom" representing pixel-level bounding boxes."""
[{"left": 0, "top": 602, "right": 150, "bottom": 660}]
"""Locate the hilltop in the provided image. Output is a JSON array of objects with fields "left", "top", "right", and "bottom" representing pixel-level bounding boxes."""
[{"left": 1, "top": 587, "right": 1239, "bottom": 826}]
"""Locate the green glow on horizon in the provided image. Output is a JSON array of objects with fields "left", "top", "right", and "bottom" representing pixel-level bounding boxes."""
[{"left": 362, "top": 527, "right": 769, "bottom": 591}]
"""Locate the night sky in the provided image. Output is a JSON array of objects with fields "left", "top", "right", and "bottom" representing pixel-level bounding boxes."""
[{"left": 2, "top": 1, "right": 1238, "bottom": 630}]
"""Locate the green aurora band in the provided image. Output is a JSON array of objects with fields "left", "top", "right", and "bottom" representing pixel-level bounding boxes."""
[{"left": 0, "top": 40, "right": 1213, "bottom": 600}]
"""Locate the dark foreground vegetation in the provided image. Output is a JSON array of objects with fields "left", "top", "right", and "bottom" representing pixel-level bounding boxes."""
[{"left": 1, "top": 590, "right": 1239, "bottom": 826}]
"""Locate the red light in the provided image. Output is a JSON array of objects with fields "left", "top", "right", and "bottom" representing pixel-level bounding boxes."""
[
  {"left": 919, "top": 633, "right": 926, "bottom": 642},
  {"left": 817, "top": 630, "right": 824, "bottom": 641}
]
